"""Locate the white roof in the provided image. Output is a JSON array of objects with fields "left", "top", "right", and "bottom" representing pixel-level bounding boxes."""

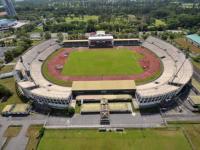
[
  {"left": 88, "top": 35, "right": 113, "bottom": 40},
  {"left": 18, "top": 81, "right": 36, "bottom": 89}
]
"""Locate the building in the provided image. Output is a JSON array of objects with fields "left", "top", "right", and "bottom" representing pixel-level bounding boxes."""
[
  {"left": 186, "top": 34, "right": 200, "bottom": 48},
  {"left": 2, "top": 0, "right": 16, "bottom": 16},
  {"left": 88, "top": 31, "right": 114, "bottom": 48},
  {"left": 72, "top": 80, "right": 136, "bottom": 97},
  {"left": 0, "top": 19, "right": 17, "bottom": 30}
]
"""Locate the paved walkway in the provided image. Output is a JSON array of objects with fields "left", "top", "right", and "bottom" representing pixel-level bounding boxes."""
[
  {"left": 0, "top": 115, "right": 45, "bottom": 150},
  {"left": 0, "top": 123, "right": 8, "bottom": 148},
  {"left": 5, "top": 124, "right": 29, "bottom": 150}
]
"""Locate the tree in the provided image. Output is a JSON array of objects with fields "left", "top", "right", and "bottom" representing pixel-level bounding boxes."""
[
  {"left": 57, "top": 32, "right": 64, "bottom": 42},
  {"left": 4, "top": 51, "right": 14, "bottom": 63},
  {"left": 64, "top": 106, "right": 75, "bottom": 117},
  {"left": 40, "top": 32, "right": 44, "bottom": 39},
  {"left": 44, "top": 32, "right": 51, "bottom": 40},
  {"left": 39, "top": 127, "right": 45, "bottom": 138},
  {"left": 161, "top": 33, "right": 168, "bottom": 40}
]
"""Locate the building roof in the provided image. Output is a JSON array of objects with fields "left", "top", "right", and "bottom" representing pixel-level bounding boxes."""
[
  {"left": 72, "top": 80, "right": 136, "bottom": 91},
  {"left": 76, "top": 94, "right": 132, "bottom": 100},
  {"left": 186, "top": 34, "right": 200, "bottom": 45},
  {"left": 189, "top": 96, "right": 200, "bottom": 105},
  {"left": 11, "top": 104, "right": 30, "bottom": 113},
  {"left": 1, "top": 104, "right": 13, "bottom": 113}
]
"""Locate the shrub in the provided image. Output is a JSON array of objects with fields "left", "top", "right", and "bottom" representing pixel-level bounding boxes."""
[
  {"left": 0, "top": 84, "right": 12, "bottom": 98},
  {"left": 39, "top": 127, "right": 45, "bottom": 138},
  {"left": 4, "top": 50, "right": 14, "bottom": 63},
  {"left": 63, "top": 106, "right": 75, "bottom": 117}
]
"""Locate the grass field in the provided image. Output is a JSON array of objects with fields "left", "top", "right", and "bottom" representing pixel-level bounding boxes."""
[
  {"left": 169, "top": 122, "right": 200, "bottom": 150},
  {"left": 38, "top": 128, "right": 191, "bottom": 150},
  {"left": 62, "top": 48, "right": 144, "bottom": 76}
]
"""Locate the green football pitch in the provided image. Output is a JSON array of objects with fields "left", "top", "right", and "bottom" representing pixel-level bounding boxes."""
[
  {"left": 61, "top": 48, "right": 144, "bottom": 76},
  {"left": 38, "top": 129, "right": 191, "bottom": 150}
]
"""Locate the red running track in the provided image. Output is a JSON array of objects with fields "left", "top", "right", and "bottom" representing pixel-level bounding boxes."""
[{"left": 47, "top": 46, "right": 161, "bottom": 81}]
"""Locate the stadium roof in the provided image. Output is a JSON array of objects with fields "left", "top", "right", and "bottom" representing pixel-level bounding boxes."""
[
  {"left": 72, "top": 80, "right": 136, "bottom": 91},
  {"left": 186, "top": 34, "right": 200, "bottom": 45}
]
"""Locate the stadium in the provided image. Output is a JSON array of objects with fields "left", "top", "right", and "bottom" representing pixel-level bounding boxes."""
[{"left": 14, "top": 31, "right": 193, "bottom": 112}]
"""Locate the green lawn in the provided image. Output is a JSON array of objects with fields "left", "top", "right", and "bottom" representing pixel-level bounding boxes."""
[
  {"left": 62, "top": 48, "right": 144, "bottom": 76},
  {"left": 0, "top": 78, "right": 23, "bottom": 112},
  {"left": 38, "top": 129, "right": 191, "bottom": 150}
]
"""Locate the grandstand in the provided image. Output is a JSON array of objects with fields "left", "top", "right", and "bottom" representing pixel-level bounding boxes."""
[
  {"left": 136, "top": 36, "right": 193, "bottom": 107},
  {"left": 15, "top": 40, "right": 72, "bottom": 109}
]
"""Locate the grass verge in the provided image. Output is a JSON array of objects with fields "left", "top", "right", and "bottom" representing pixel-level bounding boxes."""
[{"left": 25, "top": 125, "right": 43, "bottom": 150}]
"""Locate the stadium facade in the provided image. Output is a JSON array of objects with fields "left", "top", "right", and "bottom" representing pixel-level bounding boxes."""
[{"left": 14, "top": 36, "right": 193, "bottom": 110}]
